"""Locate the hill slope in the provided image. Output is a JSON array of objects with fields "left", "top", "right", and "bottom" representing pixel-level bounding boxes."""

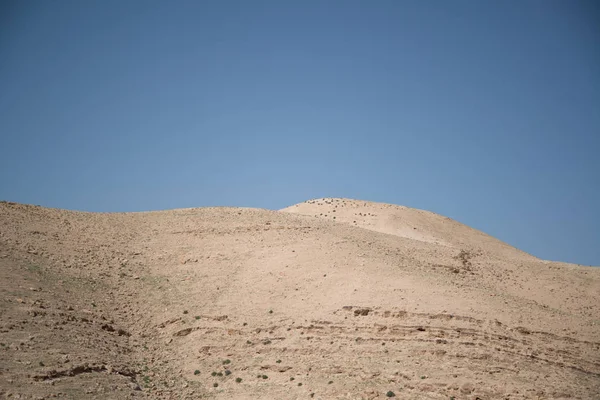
[
  {"left": 1, "top": 199, "right": 599, "bottom": 399},
  {"left": 281, "top": 198, "right": 534, "bottom": 258}
]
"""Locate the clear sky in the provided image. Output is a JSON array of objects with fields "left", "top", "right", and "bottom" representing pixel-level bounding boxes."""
[{"left": 1, "top": 1, "right": 599, "bottom": 265}]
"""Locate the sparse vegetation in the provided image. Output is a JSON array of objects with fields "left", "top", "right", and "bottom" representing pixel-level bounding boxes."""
[
  {"left": 223, "top": 359, "right": 231, "bottom": 365},
  {"left": 183, "top": 310, "right": 188, "bottom": 314},
  {"left": 454, "top": 249, "right": 478, "bottom": 272},
  {"left": 276, "top": 359, "right": 282, "bottom": 363},
  {"left": 27, "top": 264, "right": 41, "bottom": 273},
  {"left": 225, "top": 369, "right": 231, "bottom": 376},
  {"left": 262, "top": 375, "right": 268, "bottom": 379},
  {"left": 194, "top": 369, "right": 200, "bottom": 375},
  {"left": 386, "top": 390, "right": 396, "bottom": 397},
  {"left": 236, "top": 377, "right": 242, "bottom": 383},
  {"left": 213, "top": 382, "right": 218, "bottom": 387}
]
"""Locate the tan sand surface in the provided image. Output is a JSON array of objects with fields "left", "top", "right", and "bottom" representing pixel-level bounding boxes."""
[{"left": 1, "top": 198, "right": 598, "bottom": 399}]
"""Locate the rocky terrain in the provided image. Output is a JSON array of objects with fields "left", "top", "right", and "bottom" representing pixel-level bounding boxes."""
[{"left": 1, "top": 198, "right": 599, "bottom": 399}]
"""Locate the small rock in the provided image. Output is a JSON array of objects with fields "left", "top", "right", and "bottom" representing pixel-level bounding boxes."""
[
  {"left": 173, "top": 328, "right": 193, "bottom": 337},
  {"left": 461, "top": 383, "right": 475, "bottom": 394}
]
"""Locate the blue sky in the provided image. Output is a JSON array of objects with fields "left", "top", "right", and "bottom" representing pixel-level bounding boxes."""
[{"left": 1, "top": 1, "right": 599, "bottom": 265}]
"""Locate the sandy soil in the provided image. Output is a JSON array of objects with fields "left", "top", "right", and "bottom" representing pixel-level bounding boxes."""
[{"left": 1, "top": 198, "right": 599, "bottom": 399}]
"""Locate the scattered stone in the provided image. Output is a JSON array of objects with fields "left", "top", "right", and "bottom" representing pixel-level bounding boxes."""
[
  {"left": 173, "top": 328, "right": 194, "bottom": 337},
  {"left": 461, "top": 383, "right": 475, "bottom": 394},
  {"left": 354, "top": 308, "right": 371, "bottom": 316}
]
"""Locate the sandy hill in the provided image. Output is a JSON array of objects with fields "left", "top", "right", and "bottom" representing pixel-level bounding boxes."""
[{"left": 0, "top": 198, "right": 599, "bottom": 399}]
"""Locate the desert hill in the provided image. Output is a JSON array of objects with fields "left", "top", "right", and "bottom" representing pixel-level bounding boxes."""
[{"left": 1, "top": 199, "right": 599, "bottom": 399}]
